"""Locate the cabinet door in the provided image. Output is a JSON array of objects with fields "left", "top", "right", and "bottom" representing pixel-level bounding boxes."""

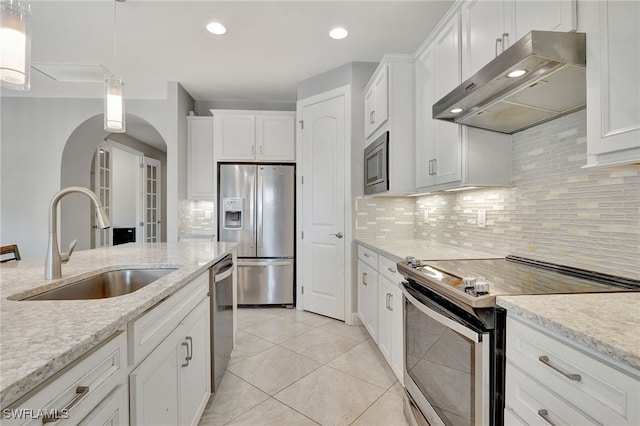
[
  {"left": 129, "top": 334, "right": 181, "bottom": 426},
  {"left": 187, "top": 117, "right": 215, "bottom": 199},
  {"left": 377, "top": 276, "right": 393, "bottom": 366},
  {"left": 461, "top": 0, "right": 504, "bottom": 79},
  {"left": 256, "top": 114, "right": 295, "bottom": 161},
  {"left": 357, "top": 259, "right": 369, "bottom": 330},
  {"left": 511, "top": 0, "right": 577, "bottom": 42},
  {"left": 357, "top": 259, "right": 378, "bottom": 341},
  {"left": 434, "top": 15, "right": 462, "bottom": 186},
  {"left": 179, "top": 299, "right": 211, "bottom": 426},
  {"left": 215, "top": 113, "right": 256, "bottom": 160},
  {"left": 586, "top": 0, "right": 640, "bottom": 167},
  {"left": 388, "top": 282, "right": 403, "bottom": 382},
  {"left": 364, "top": 66, "right": 389, "bottom": 138},
  {"left": 415, "top": 45, "right": 436, "bottom": 190}
]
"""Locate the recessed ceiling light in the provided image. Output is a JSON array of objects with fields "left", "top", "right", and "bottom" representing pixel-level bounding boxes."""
[
  {"left": 450, "top": 107, "right": 464, "bottom": 114},
  {"left": 507, "top": 69, "right": 527, "bottom": 78},
  {"left": 329, "top": 27, "right": 348, "bottom": 40},
  {"left": 207, "top": 22, "right": 227, "bottom": 35}
]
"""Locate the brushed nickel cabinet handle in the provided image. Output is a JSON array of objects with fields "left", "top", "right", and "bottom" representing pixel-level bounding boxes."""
[
  {"left": 362, "top": 272, "right": 368, "bottom": 285},
  {"left": 388, "top": 293, "right": 393, "bottom": 311},
  {"left": 537, "top": 409, "right": 556, "bottom": 426},
  {"left": 387, "top": 267, "right": 397, "bottom": 273},
  {"left": 42, "top": 386, "right": 89, "bottom": 423},
  {"left": 502, "top": 32, "right": 510, "bottom": 51},
  {"left": 538, "top": 355, "right": 581, "bottom": 381},
  {"left": 495, "top": 38, "right": 502, "bottom": 57},
  {"left": 185, "top": 336, "right": 193, "bottom": 361},
  {"left": 181, "top": 341, "right": 190, "bottom": 367}
]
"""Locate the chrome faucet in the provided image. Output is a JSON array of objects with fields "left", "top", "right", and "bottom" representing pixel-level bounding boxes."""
[{"left": 45, "top": 186, "right": 112, "bottom": 280}]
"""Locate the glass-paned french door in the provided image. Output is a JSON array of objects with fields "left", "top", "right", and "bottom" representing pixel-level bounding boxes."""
[
  {"left": 142, "top": 157, "right": 161, "bottom": 242},
  {"left": 94, "top": 145, "right": 112, "bottom": 247}
]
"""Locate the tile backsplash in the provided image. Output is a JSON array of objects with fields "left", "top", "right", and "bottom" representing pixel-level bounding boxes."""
[
  {"left": 179, "top": 200, "right": 216, "bottom": 236},
  {"left": 356, "top": 110, "right": 640, "bottom": 279}
]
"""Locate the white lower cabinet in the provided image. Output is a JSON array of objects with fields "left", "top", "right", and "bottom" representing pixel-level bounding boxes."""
[
  {"left": 79, "top": 385, "right": 128, "bottom": 426},
  {"left": 130, "top": 297, "right": 210, "bottom": 426},
  {"left": 505, "top": 314, "right": 640, "bottom": 425},
  {"left": 357, "top": 244, "right": 404, "bottom": 383},
  {"left": 3, "top": 332, "right": 128, "bottom": 426}
]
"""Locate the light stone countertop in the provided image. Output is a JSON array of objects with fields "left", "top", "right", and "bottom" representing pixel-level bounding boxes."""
[
  {"left": 0, "top": 242, "right": 237, "bottom": 408},
  {"left": 356, "top": 236, "right": 504, "bottom": 262},
  {"left": 497, "top": 293, "right": 640, "bottom": 371}
]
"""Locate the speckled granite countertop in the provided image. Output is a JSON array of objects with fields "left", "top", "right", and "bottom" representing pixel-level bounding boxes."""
[
  {"left": 497, "top": 294, "right": 640, "bottom": 371},
  {"left": 0, "top": 242, "right": 237, "bottom": 408},
  {"left": 356, "top": 237, "right": 503, "bottom": 262}
]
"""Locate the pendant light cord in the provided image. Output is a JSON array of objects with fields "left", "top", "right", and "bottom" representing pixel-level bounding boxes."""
[{"left": 113, "top": 0, "right": 117, "bottom": 74}]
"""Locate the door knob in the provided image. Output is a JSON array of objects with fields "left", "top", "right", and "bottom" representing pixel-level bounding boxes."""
[{"left": 330, "top": 232, "right": 343, "bottom": 239}]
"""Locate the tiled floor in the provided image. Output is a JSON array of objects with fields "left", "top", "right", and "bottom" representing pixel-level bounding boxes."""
[{"left": 199, "top": 308, "right": 409, "bottom": 426}]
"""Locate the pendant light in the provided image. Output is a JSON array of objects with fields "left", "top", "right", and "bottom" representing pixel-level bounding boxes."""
[
  {"left": 0, "top": 0, "right": 31, "bottom": 91},
  {"left": 104, "top": 0, "right": 125, "bottom": 133}
]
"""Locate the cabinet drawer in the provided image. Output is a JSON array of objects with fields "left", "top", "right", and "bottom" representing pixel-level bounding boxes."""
[
  {"left": 506, "top": 362, "right": 598, "bottom": 426},
  {"left": 128, "top": 272, "right": 209, "bottom": 365},
  {"left": 4, "top": 332, "right": 127, "bottom": 426},
  {"left": 507, "top": 316, "right": 640, "bottom": 425},
  {"left": 357, "top": 245, "right": 378, "bottom": 268},
  {"left": 378, "top": 255, "right": 402, "bottom": 285},
  {"left": 78, "top": 384, "right": 128, "bottom": 426}
]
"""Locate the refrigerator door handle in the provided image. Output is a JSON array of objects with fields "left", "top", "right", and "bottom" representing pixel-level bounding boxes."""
[{"left": 257, "top": 167, "right": 264, "bottom": 249}]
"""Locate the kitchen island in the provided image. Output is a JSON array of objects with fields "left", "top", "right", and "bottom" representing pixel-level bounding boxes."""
[{"left": 0, "top": 242, "right": 236, "bottom": 410}]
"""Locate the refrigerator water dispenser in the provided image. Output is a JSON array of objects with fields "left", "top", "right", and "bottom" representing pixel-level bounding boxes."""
[{"left": 223, "top": 197, "right": 243, "bottom": 229}]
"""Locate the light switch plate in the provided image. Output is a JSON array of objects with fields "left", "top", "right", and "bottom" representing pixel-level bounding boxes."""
[{"left": 477, "top": 209, "right": 486, "bottom": 228}]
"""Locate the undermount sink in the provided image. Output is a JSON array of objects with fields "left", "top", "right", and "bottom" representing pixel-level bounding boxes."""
[{"left": 23, "top": 268, "right": 178, "bottom": 301}]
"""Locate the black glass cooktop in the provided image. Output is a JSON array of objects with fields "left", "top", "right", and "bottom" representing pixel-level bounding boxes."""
[{"left": 415, "top": 255, "right": 640, "bottom": 297}]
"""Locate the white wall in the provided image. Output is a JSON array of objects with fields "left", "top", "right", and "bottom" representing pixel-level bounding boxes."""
[{"left": 0, "top": 84, "right": 192, "bottom": 260}]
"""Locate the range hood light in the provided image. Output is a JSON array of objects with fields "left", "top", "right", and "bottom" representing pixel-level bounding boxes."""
[
  {"left": 450, "top": 107, "right": 464, "bottom": 114},
  {"left": 507, "top": 69, "right": 527, "bottom": 78}
]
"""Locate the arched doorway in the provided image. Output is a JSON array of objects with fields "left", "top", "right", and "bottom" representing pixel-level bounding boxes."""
[{"left": 60, "top": 113, "right": 167, "bottom": 251}]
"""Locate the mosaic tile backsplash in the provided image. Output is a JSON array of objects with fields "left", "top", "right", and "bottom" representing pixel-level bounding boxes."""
[
  {"left": 179, "top": 199, "right": 216, "bottom": 236},
  {"left": 355, "top": 110, "right": 640, "bottom": 279}
]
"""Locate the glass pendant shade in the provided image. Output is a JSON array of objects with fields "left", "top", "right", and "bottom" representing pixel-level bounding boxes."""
[
  {"left": 0, "top": 0, "right": 31, "bottom": 91},
  {"left": 104, "top": 76, "right": 125, "bottom": 133}
]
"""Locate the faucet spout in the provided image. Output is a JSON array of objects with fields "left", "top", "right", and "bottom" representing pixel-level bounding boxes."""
[{"left": 45, "top": 186, "right": 112, "bottom": 280}]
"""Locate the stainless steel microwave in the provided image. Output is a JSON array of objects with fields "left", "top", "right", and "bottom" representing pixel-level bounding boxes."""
[{"left": 364, "top": 131, "right": 389, "bottom": 195}]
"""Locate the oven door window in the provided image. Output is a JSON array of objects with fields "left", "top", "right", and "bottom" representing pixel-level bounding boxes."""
[{"left": 405, "top": 295, "right": 489, "bottom": 426}]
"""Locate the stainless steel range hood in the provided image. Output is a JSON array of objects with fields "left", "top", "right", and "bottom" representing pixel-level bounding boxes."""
[{"left": 433, "top": 31, "right": 586, "bottom": 134}]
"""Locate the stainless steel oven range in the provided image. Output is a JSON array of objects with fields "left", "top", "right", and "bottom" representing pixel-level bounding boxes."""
[{"left": 398, "top": 255, "right": 640, "bottom": 426}]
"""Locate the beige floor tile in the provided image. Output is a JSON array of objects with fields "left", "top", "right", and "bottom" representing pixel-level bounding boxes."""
[
  {"left": 277, "top": 309, "right": 335, "bottom": 327},
  {"left": 275, "top": 365, "right": 385, "bottom": 426},
  {"left": 328, "top": 339, "right": 397, "bottom": 389},
  {"left": 388, "top": 380, "right": 405, "bottom": 396},
  {"left": 319, "top": 320, "right": 370, "bottom": 342},
  {"left": 243, "top": 316, "right": 314, "bottom": 344},
  {"left": 351, "top": 391, "right": 409, "bottom": 426},
  {"left": 226, "top": 398, "right": 319, "bottom": 426},
  {"left": 229, "top": 330, "right": 275, "bottom": 366},
  {"left": 198, "top": 372, "right": 268, "bottom": 426},
  {"left": 237, "top": 308, "right": 283, "bottom": 330},
  {"left": 227, "top": 346, "right": 321, "bottom": 395},
  {"left": 281, "top": 328, "right": 360, "bottom": 364}
]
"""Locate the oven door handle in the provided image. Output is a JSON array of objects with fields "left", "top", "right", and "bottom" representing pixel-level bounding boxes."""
[{"left": 401, "top": 284, "right": 483, "bottom": 343}]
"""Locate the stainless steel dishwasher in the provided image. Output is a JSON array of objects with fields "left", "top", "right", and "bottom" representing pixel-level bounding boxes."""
[{"left": 210, "top": 254, "right": 234, "bottom": 392}]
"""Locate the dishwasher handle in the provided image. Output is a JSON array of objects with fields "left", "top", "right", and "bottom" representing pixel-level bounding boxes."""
[{"left": 213, "top": 255, "right": 234, "bottom": 282}]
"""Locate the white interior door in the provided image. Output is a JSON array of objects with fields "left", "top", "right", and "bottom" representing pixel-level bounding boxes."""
[
  {"left": 298, "top": 89, "right": 347, "bottom": 321},
  {"left": 94, "top": 144, "right": 112, "bottom": 247},
  {"left": 142, "top": 157, "right": 162, "bottom": 242}
]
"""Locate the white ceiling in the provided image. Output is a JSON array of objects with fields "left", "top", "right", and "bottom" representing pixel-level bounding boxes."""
[{"left": 6, "top": 0, "right": 454, "bottom": 103}]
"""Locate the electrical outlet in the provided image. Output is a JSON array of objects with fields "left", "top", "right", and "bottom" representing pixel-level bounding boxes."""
[{"left": 477, "top": 209, "right": 486, "bottom": 228}]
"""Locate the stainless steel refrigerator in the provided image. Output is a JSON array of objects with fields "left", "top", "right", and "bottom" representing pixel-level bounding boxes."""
[{"left": 218, "top": 164, "right": 295, "bottom": 305}]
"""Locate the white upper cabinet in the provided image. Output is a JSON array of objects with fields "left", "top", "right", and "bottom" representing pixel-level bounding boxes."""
[
  {"left": 415, "top": 8, "right": 512, "bottom": 193},
  {"left": 585, "top": 0, "right": 640, "bottom": 167},
  {"left": 187, "top": 116, "right": 215, "bottom": 200},
  {"left": 364, "top": 65, "right": 389, "bottom": 139},
  {"left": 461, "top": 0, "right": 578, "bottom": 80},
  {"left": 364, "top": 55, "right": 416, "bottom": 195},
  {"left": 213, "top": 110, "right": 295, "bottom": 162}
]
